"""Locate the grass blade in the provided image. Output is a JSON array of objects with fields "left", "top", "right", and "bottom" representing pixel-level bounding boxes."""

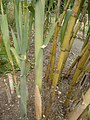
[
  {"left": 43, "top": 21, "right": 58, "bottom": 48},
  {"left": 1, "top": 15, "right": 13, "bottom": 65}
]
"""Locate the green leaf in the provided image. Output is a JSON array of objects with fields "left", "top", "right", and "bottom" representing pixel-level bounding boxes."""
[
  {"left": 15, "top": 1, "right": 21, "bottom": 52},
  {"left": 19, "top": 2, "right": 23, "bottom": 43},
  {"left": 60, "top": 9, "right": 72, "bottom": 45},
  {"left": 1, "top": 15, "right": 13, "bottom": 65},
  {"left": 10, "top": 47, "right": 20, "bottom": 68},
  {"left": 42, "top": 21, "right": 58, "bottom": 48},
  {"left": 28, "top": 4, "right": 35, "bottom": 17},
  {"left": 11, "top": 29, "right": 19, "bottom": 53},
  {"left": 21, "top": 11, "right": 29, "bottom": 55},
  {"left": 47, "top": 0, "right": 54, "bottom": 12}
]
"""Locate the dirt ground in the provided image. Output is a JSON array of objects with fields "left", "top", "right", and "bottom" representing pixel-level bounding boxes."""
[{"left": 0, "top": 37, "right": 90, "bottom": 120}]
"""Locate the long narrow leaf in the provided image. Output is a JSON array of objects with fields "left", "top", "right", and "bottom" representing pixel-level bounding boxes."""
[
  {"left": 11, "top": 29, "right": 19, "bottom": 53},
  {"left": 15, "top": 1, "right": 21, "bottom": 52},
  {"left": 1, "top": 15, "right": 13, "bottom": 65},
  {"left": 21, "top": 11, "right": 29, "bottom": 55},
  {"left": 10, "top": 47, "right": 20, "bottom": 68},
  {"left": 60, "top": 9, "right": 72, "bottom": 45},
  {"left": 42, "top": 21, "right": 58, "bottom": 48},
  {"left": 19, "top": 2, "right": 23, "bottom": 42}
]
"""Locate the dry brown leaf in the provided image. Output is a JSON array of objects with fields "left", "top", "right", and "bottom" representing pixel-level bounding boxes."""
[{"left": 35, "top": 85, "right": 42, "bottom": 120}]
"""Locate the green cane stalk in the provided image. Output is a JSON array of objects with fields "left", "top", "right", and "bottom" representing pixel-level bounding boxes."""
[{"left": 35, "top": 0, "right": 45, "bottom": 119}]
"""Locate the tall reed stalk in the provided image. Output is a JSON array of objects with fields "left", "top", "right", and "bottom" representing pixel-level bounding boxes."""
[
  {"left": 45, "top": 0, "right": 85, "bottom": 116},
  {"left": 62, "top": 8, "right": 87, "bottom": 71},
  {"left": 35, "top": 0, "right": 45, "bottom": 119},
  {"left": 7, "top": 1, "right": 30, "bottom": 119},
  {"left": 45, "top": 0, "right": 71, "bottom": 85},
  {"left": 65, "top": 25, "right": 90, "bottom": 78},
  {"left": 47, "top": 1, "right": 61, "bottom": 86},
  {"left": 65, "top": 41, "right": 90, "bottom": 105},
  {"left": 13, "top": 1, "right": 30, "bottom": 119}
]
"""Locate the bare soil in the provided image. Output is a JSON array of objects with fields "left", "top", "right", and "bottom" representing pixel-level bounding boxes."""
[{"left": 0, "top": 37, "right": 90, "bottom": 120}]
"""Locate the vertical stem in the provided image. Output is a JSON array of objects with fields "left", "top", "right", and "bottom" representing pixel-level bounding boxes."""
[
  {"left": 52, "top": 0, "right": 83, "bottom": 90},
  {"left": 65, "top": 25, "right": 89, "bottom": 78},
  {"left": 1, "top": 0, "right": 4, "bottom": 15},
  {"left": 48, "top": 0, "right": 62, "bottom": 86},
  {"left": 45, "top": 0, "right": 85, "bottom": 116},
  {"left": 20, "top": 60, "right": 27, "bottom": 120},
  {"left": 47, "top": 25, "right": 59, "bottom": 86},
  {"left": 65, "top": 42, "right": 90, "bottom": 105},
  {"left": 62, "top": 9, "right": 86, "bottom": 72},
  {"left": 35, "top": 0, "right": 45, "bottom": 119},
  {"left": 82, "top": 26, "right": 90, "bottom": 50},
  {"left": 45, "top": 0, "right": 71, "bottom": 84}
]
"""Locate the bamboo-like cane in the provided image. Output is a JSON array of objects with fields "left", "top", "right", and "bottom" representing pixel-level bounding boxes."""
[
  {"left": 52, "top": 0, "right": 84, "bottom": 94},
  {"left": 65, "top": 42, "right": 90, "bottom": 106},
  {"left": 45, "top": 0, "right": 71, "bottom": 85},
  {"left": 48, "top": 0, "right": 63, "bottom": 86},
  {"left": 35, "top": 0, "right": 45, "bottom": 120},
  {"left": 62, "top": 9, "right": 87, "bottom": 72},
  {"left": 47, "top": 25, "right": 59, "bottom": 86},
  {"left": 77, "top": 59, "right": 90, "bottom": 81},
  {"left": 65, "top": 26, "right": 90, "bottom": 78},
  {"left": 70, "top": 58, "right": 90, "bottom": 102},
  {"left": 45, "top": 0, "right": 85, "bottom": 116},
  {"left": 82, "top": 26, "right": 90, "bottom": 50},
  {"left": 73, "top": 62, "right": 90, "bottom": 103}
]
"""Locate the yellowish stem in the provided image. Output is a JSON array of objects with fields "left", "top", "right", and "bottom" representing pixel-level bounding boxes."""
[
  {"left": 65, "top": 42, "right": 90, "bottom": 105},
  {"left": 45, "top": 0, "right": 86, "bottom": 116},
  {"left": 45, "top": 0, "right": 71, "bottom": 85}
]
